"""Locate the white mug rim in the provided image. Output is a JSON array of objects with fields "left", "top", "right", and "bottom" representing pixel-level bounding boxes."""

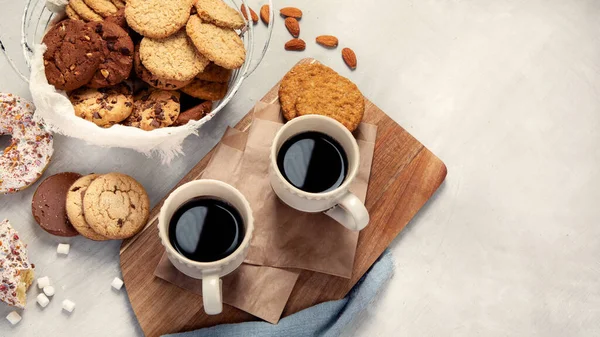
[
  {"left": 270, "top": 115, "right": 360, "bottom": 198},
  {"left": 158, "top": 179, "right": 254, "bottom": 268}
]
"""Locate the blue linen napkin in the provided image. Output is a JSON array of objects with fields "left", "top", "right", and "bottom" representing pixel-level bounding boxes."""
[{"left": 164, "top": 249, "right": 394, "bottom": 337}]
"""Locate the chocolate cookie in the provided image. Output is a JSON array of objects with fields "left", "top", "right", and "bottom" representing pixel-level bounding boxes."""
[
  {"left": 32, "top": 172, "right": 82, "bottom": 237},
  {"left": 69, "top": 83, "right": 134, "bottom": 127},
  {"left": 43, "top": 20, "right": 102, "bottom": 91},
  {"left": 83, "top": 173, "right": 150, "bottom": 239},
  {"left": 173, "top": 100, "right": 212, "bottom": 126},
  {"left": 87, "top": 21, "right": 133, "bottom": 88},
  {"left": 105, "top": 8, "right": 127, "bottom": 29}
]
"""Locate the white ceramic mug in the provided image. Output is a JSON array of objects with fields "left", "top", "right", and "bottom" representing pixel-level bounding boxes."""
[
  {"left": 269, "top": 115, "right": 370, "bottom": 231},
  {"left": 158, "top": 179, "right": 254, "bottom": 315}
]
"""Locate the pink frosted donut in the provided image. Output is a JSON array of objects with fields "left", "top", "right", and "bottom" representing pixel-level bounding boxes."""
[{"left": 0, "top": 93, "right": 54, "bottom": 194}]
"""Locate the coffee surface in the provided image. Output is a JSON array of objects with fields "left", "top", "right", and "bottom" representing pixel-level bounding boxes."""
[
  {"left": 277, "top": 131, "right": 348, "bottom": 193},
  {"left": 169, "top": 197, "right": 244, "bottom": 262}
]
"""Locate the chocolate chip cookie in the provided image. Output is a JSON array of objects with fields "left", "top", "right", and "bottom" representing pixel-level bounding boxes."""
[
  {"left": 69, "top": 83, "right": 134, "bottom": 127},
  {"left": 43, "top": 19, "right": 103, "bottom": 91},
  {"left": 134, "top": 90, "right": 181, "bottom": 131},
  {"left": 65, "top": 174, "right": 109, "bottom": 241},
  {"left": 87, "top": 21, "right": 134, "bottom": 88},
  {"left": 83, "top": 172, "right": 150, "bottom": 239}
]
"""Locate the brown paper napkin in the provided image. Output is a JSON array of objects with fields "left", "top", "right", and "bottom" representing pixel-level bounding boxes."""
[
  {"left": 202, "top": 102, "right": 377, "bottom": 278},
  {"left": 154, "top": 101, "right": 376, "bottom": 324},
  {"left": 154, "top": 254, "right": 300, "bottom": 324}
]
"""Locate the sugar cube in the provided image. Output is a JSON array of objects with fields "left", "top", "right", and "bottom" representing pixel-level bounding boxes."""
[
  {"left": 62, "top": 299, "right": 75, "bottom": 313},
  {"left": 43, "top": 285, "right": 55, "bottom": 297},
  {"left": 37, "top": 293, "right": 50, "bottom": 308},
  {"left": 37, "top": 276, "right": 51, "bottom": 289},
  {"left": 57, "top": 243, "right": 70, "bottom": 255},
  {"left": 6, "top": 311, "right": 21, "bottom": 325},
  {"left": 111, "top": 277, "right": 124, "bottom": 290}
]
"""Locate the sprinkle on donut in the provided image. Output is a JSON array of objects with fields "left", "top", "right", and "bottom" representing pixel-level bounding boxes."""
[{"left": 0, "top": 93, "right": 54, "bottom": 194}]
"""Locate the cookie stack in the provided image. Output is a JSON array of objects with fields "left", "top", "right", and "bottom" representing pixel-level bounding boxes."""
[
  {"left": 32, "top": 172, "right": 150, "bottom": 240},
  {"left": 279, "top": 63, "right": 365, "bottom": 131},
  {"left": 42, "top": 0, "right": 248, "bottom": 130}
]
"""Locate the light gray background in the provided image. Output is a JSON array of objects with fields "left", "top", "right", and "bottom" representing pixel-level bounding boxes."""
[{"left": 1, "top": 0, "right": 600, "bottom": 336}]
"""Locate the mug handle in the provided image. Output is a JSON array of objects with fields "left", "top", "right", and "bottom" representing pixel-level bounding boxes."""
[
  {"left": 325, "top": 192, "right": 370, "bottom": 231},
  {"left": 202, "top": 274, "right": 223, "bottom": 315}
]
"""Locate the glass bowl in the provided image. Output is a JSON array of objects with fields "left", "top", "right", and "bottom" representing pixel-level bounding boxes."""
[{"left": 1, "top": 0, "right": 274, "bottom": 137}]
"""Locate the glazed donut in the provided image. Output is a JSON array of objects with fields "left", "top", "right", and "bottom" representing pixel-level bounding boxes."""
[{"left": 0, "top": 93, "right": 54, "bottom": 194}]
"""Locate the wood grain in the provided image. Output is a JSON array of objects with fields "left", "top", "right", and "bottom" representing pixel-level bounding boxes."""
[{"left": 120, "top": 58, "right": 447, "bottom": 337}]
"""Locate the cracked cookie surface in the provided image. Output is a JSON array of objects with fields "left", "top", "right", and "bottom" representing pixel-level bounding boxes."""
[
  {"left": 83, "top": 172, "right": 150, "bottom": 239},
  {"left": 66, "top": 174, "right": 109, "bottom": 241}
]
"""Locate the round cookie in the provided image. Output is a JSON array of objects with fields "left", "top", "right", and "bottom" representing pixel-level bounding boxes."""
[
  {"left": 43, "top": 19, "right": 103, "bottom": 91},
  {"left": 82, "top": 0, "right": 117, "bottom": 17},
  {"left": 70, "top": 0, "right": 103, "bottom": 22},
  {"left": 278, "top": 63, "right": 337, "bottom": 120},
  {"left": 69, "top": 84, "right": 134, "bottom": 127},
  {"left": 65, "top": 5, "right": 82, "bottom": 21},
  {"left": 83, "top": 173, "right": 150, "bottom": 239},
  {"left": 87, "top": 21, "right": 134, "bottom": 88},
  {"left": 133, "top": 45, "right": 191, "bottom": 90},
  {"left": 139, "top": 30, "right": 209, "bottom": 81},
  {"left": 180, "top": 78, "right": 228, "bottom": 101},
  {"left": 196, "top": 62, "right": 232, "bottom": 83},
  {"left": 295, "top": 76, "right": 365, "bottom": 131},
  {"left": 0, "top": 93, "right": 54, "bottom": 194},
  {"left": 105, "top": 8, "right": 127, "bottom": 29},
  {"left": 65, "top": 174, "right": 108, "bottom": 241},
  {"left": 186, "top": 15, "right": 245, "bottom": 69},
  {"left": 194, "top": 0, "right": 245, "bottom": 29},
  {"left": 32, "top": 172, "right": 82, "bottom": 237},
  {"left": 279, "top": 63, "right": 364, "bottom": 131},
  {"left": 136, "top": 90, "right": 181, "bottom": 131},
  {"left": 125, "top": 0, "right": 194, "bottom": 39}
]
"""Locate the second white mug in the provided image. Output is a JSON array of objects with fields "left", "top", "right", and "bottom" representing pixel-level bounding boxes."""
[{"left": 269, "top": 115, "right": 369, "bottom": 231}]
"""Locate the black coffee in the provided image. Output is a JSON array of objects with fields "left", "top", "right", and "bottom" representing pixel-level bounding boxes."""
[
  {"left": 277, "top": 131, "right": 348, "bottom": 193},
  {"left": 169, "top": 197, "right": 244, "bottom": 262}
]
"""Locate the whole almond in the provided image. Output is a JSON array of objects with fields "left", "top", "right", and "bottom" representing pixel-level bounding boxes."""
[
  {"left": 260, "top": 5, "right": 270, "bottom": 24},
  {"left": 285, "top": 38, "right": 306, "bottom": 51},
  {"left": 241, "top": 4, "right": 259, "bottom": 24},
  {"left": 285, "top": 18, "right": 300, "bottom": 38},
  {"left": 280, "top": 7, "right": 302, "bottom": 19},
  {"left": 316, "top": 35, "right": 339, "bottom": 48},
  {"left": 342, "top": 48, "right": 357, "bottom": 70}
]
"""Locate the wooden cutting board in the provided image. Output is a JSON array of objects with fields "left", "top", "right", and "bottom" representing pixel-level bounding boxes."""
[{"left": 120, "top": 58, "right": 447, "bottom": 337}]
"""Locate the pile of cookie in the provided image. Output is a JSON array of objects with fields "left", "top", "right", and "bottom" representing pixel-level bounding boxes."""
[
  {"left": 279, "top": 62, "right": 365, "bottom": 131},
  {"left": 32, "top": 172, "right": 150, "bottom": 240},
  {"left": 43, "top": 0, "right": 249, "bottom": 130}
]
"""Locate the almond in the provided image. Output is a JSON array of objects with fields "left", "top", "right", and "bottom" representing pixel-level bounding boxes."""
[
  {"left": 285, "top": 18, "right": 300, "bottom": 38},
  {"left": 342, "top": 48, "right": 357, "bottom": 70},
  {"left": 316, "top": 35, "right": 339, "bottom": 48},
  {"left": 240, "top": 4, "right": 258, "bottom": 24},
  {"left": 280, "top": 7, "right": 302, "bottom": 19},
  {"left": 260, "top": 5, "right": 270, "bottom": 24},
  {"left": 285, "top": 38, "right": 306, "bottom": 51}
]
